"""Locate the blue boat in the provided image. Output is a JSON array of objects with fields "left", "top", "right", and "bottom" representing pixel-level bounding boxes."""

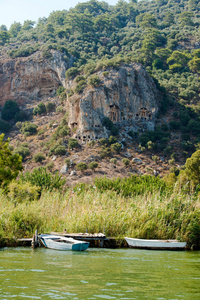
[{"left": 39, "top": 234, "right": 89, "bottom": 251}]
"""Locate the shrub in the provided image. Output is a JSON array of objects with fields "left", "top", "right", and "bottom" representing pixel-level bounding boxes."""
[
  {"left": 15, "top": 122, "right": 22, "bottom": 129},
  {"left": 20, "top": 167, "right": 66, "bottom": 191},
  {"left": 88, "top": 161, "right": 98, "bottom": 171},
  {"left": 13, "top": 145, "right": 30, "bottom": 161},
  {"left": 65, "top": 67, "right": 79, "bottom": 79},
  {"left": 68, "top": 138, "right": 79, "bottom": 149},
  {"left": 187, "top": 120, "right": 200, "bottom": 135},
  {"left": 33, "top": 152, "right": 46, "bottom": 163},
  {"left": 38, "top": 129, "right": 45, "bottom": 136},
  {"left": 46, "top": 102, "right": 56, "bottom": 113},
  {"left": 88, "top": 75, "right": 101, "bottom": 87},
  {"left": 99, "top": 147, "right": 111, "bottom": 158},
  {"left": 58, "top": 126, "right": 70, "bottom": 137},
  {"left": 74, "top": 81, "right": 86, "bottom": 94},
  {"left": 0, "top": 119, "right": 11, "bottom": 133},
  {"left": 46, "top": 162, "right": 54, "bottom": 171},
  {"left": 0, "top": 134, "right": 23, "bottom": 189},
  {"left": 56, "top": 86, "right": 65, "bottom": 96},
  {"left": 14, "top": 111, "right": 27, "bottom": 122},
  {"left": 102, "top": 117, "right": 113, "bottom": 130},
  {"left": 99, "top": 138, "right": 108, "bottom": 146},
  {"left": 56, "top": 106, "right": 65, "bottom": 113},
  {"left": 76, "top": 162, "right": 87, "bottom": 172},
  {"left": 103, "top": 71, "right": 109, "bottom": 77},
  {"left": 94, "top": 175, "right": 167, "bottom": 198},
  {"left": 102, "top": 117, "right": 119, "bottom": 136},
  {"left": 1, "top": 100, "right": 19, "bottom": 121},
  {"left": 122, "top": 158, "right": 130, "bottom": 167},
  {"left": 152, "top": 155, "right": 159, "bottom": 163},
  {"left": 110, "top": 158, "right": 117, "bottom": 165},
  {"left": 8, "top": 181, "right": 40, "bottom": 203},
  {"left": 33, "top": 102, "right": 46, "bottom": 115},
  {"left": 75, "top": 75, "right": 85, "bottom": 83},
  {"left": 108, "top": 136, "right": 118, "bottom": 145},
  {"left": 147, "top": 141, "right": 155, "bottom": 150},
  {"left": 169, "top": 120, "right": 181, "bottom": 130},
  {"left": 65, "top": 158, "right": 71, "bottom": 167},
  {"left": 54, "top": 145, "right": 66, "bottom": 156},
  {"left": 88, "top": 140, "right": 95, "bottom": 147},
  {"left": 111, "top": 142, "right": 122, "bottom": 153},
  {"left": 20, "top": 122, "right": 37, "bottom": 136}
]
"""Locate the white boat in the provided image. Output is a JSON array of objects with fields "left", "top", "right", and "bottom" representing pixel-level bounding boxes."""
[
  {"left": 38, "top": 234, "right": 89, "bottom": 251},
  {"left": 125, "top": 237, "right": 187, "bottom": 250}
]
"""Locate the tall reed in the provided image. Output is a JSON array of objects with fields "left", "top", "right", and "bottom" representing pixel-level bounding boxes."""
[{"left": 0, "top": 186, "right": 199, "bottom": 249}]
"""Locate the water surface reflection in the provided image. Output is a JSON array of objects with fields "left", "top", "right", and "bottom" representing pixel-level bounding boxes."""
[{"left": 0, "top": 247, "right": 199, "bottom": 299}]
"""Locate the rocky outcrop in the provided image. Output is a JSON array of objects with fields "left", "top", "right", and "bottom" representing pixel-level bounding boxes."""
[
  {"left": 0, "top": 50, "right": 71, "bottom": 106},
  {"left": 68, "top": 64, "right": 162, "bottom": 141}
]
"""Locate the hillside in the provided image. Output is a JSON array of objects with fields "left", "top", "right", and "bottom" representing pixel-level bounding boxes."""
[{"left": 0, "top": 0, "right": 200, "bottom": 182}]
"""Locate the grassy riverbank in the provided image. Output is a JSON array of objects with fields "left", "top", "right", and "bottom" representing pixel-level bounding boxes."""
[{"left": 0, "top": 178, "right": 200, "bottom": 249}]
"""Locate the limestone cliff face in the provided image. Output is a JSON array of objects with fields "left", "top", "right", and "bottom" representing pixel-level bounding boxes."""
[
  {"left": 68, "top": 64, "right": 162, "bottom": 141},
  {"left": 0, "top": 50, "right": 71, "bottom": 106}
]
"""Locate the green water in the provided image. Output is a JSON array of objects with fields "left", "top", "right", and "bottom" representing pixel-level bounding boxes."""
[{"left": 0, "top": 247, "right": 200, "bottom": 300}]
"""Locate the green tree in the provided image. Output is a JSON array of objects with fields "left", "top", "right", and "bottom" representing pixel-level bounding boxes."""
[
  {"left": 162, "top": 12, "right": 174, "bottom": 27},
  {"left": 1, "top": 100, "right": 19, "bottom": 121},
  {"left": 179, "top": 12, "right": 194, "bottom": 27},
  {"left": 140, "top": 13, "right": 157, "bottom": 29},
  {"left": 0, "top": 30, "right": 10, "bottom": 44},
  {"left": 0, "top": 134, "right": 23, "bottom": 188},
  {"left": 185, "top": 150, "right": 200, "bottom": 186},
  {"left": 167, "top": 51, "right": 190, "bottom": 71},
  {"left": 20, "top": 167, "right": 66, "bottom": 191},
  {"left": 9, "top": 22, "right": 21, "bottom": 37},
  {"left": 22, "top": 20, "right": 35, "bottom": 31},
  {"left": 188, "top": 58, "right": 200, "bottom": 74}
]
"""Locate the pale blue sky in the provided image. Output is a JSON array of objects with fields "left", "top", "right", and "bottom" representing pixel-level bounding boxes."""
[{"left": 0, "top": 0, "right": 120, "bottom": 29}]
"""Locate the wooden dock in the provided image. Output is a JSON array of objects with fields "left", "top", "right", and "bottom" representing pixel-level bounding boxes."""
[
  {"left": 3, "top": 232, "right": 127, "bottom": 249},
  {"left": 50, "top": 232, "right": 108, "bottom": 247}
]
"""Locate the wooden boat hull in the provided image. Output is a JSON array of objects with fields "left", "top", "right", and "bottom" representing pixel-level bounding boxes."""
[
  {"left": 125, "top": 237, "right": 186, "bottom": 250},
  {"left": 39, "top": 234, "right": 89, "bottom": 251}
]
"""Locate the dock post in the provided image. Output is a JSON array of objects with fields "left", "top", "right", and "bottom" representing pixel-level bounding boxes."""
[
  {"left": 31, "top": 234, "right": 36, "bottom": 248},
  {"left": 31, "top": 229, "right": 38, "bottom": 248},
  {"left": 35, "top": 229, "right": 38, "bottom": 244},
  {"left": 100, "top": 238, "right": 104, "bottom": 248}
]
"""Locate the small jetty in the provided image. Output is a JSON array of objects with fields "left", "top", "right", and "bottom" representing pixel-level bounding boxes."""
[
  {"left": 5, "top": 231, "right": 127, "bottom": 248},
  {"left": 51, "top": 232, "right": 108, "bottom": 247}
]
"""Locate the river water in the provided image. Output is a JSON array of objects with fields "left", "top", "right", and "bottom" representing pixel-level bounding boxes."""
[{"left": 0, "top": 247, "right": 200, "bottom": 300}]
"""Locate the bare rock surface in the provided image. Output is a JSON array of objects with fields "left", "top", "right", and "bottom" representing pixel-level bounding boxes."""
[{"left": 68, "top": 64, "right": 162, "bottom": 141}]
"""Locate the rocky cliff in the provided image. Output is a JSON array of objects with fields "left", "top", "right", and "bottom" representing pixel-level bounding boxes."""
[
  {"left": 0, "top": 52, "right": 162, "bottom": 141},
  {"left": 0, "top": 50, "right": 71, "bottom": 106},
  {"left": 68, "top": 64, "right": 162, "bottom": 141}
]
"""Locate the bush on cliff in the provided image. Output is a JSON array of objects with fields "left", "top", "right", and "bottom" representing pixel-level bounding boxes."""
[
  {"left": 1, "top": 100, "right": 19, "bottom": 121},
  {"left": 20, "top": 122, "right": 37, "bottom": 136},
  {"left": 20, "top": 167, "right": 66, "bottom": 192},
  {"left": 0, "top": 134, "right": 23, "bottom": 189},
  {"left": 0, "top": 119, "right": 11, "bottom": 133}
]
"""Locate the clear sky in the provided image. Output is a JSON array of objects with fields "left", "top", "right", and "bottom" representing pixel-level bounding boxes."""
[{"left": 0, "top": 0, "right": 120, "bottom": 29}]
